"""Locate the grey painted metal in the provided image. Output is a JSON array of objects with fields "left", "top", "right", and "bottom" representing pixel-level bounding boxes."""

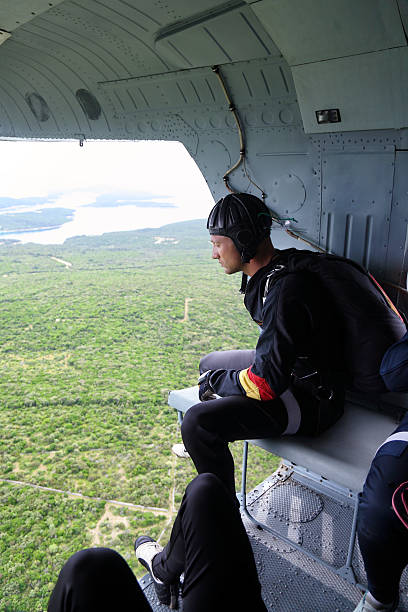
[
  {"left": 168, "top": 386, "right": 399, "bottom": 492},
  {"left": 155, "top": 2, "right": 280, "bottom": 69},
  {"left": 251, "top": 0, "right": 408, "bottom": 134},
  {"left": 292, "top": 48, "right": 408, "bottom": 133},
  {"left": 251, "top": 0, "right": 406, "bottom": 67},
  {"left": 344, "top": 495, "right": 360, "bottom": 579},
  {"left": 168, "top": 386, "right": 199, "bottom": 414},
  {"left": 319, "top": 147, "right": 395, "bottom": 275},
  {"left": 245, "top": 406, "right": 398, "bottom": 493},
  {"left": 386, "top": 150, "right": 408, "bottom": 314},
  {"left": 399, "top": 0, "right": 408, "bottom": 35},
  {"left": 241, "top": 440, "right": 360, "bottom": 584},
  {"left": 0, "top": 0, "right": 67, "bottom": 32},
  {"left": 244, "top": 471, "right": 407, "bottom": 609},
  {"left": 281, "top": 459, "right": 358, "bottom": 503}
]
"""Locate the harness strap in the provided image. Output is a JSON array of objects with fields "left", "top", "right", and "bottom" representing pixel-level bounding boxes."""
[
  {"left": 392, "top": 480, "right": 408, "bottom": 529},
  {"left": 280, "top": 388, "right": 302, "bottom": 435},
  {"left": 369, "top": 273, "right": 403, "bottom": 321},
  {"left": 263, "top": 265, "right": 286, "bottom": 304}
]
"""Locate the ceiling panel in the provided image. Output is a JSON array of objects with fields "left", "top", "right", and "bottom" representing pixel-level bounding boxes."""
[
  {"left": 251, "top": 0, "right": 406, "bottom": 66},
  {"left": 155, "top": 4, "right": 279, "bottom": 69},
  {"left": 292, "top": 48, "right": 408, "bottom": 133},
  {"left": 0, "top": 0, "right": 66, "bottom": 32}
]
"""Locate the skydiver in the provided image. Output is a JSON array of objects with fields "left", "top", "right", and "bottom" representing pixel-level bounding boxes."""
[
  {"left": 180, "top": 193, "right": 405, "bottom": 495},
  {"left": 48, "top": 473, "right": 267, "bottom": 611},
  {"left": 353, "top": 410, "right": 408, "bottom": 612},
  {"left": 354, "top": 334, "right": 408, "bottom": 612}
]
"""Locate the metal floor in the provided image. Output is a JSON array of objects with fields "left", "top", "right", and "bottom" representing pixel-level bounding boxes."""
[{"left": 140, "top": 471, "right": 408, "bottom": 611}]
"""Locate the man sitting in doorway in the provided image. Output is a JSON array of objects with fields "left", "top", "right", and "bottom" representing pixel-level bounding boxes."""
[{"left": 180, "top": 193, "right": 406, "bottom": 495}]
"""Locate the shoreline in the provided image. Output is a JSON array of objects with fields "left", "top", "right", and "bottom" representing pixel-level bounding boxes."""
[{"left": 0, "top": 224, "right": 62, "bottom": 236}]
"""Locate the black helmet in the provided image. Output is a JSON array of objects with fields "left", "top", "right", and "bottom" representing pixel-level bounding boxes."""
[{"left": 207, "top": 193, "right": 272, "bottom": 263}]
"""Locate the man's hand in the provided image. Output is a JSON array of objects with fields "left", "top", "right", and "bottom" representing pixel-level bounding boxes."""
[{"left": 198, "top": 370, "right": 216, "bottom": 401}]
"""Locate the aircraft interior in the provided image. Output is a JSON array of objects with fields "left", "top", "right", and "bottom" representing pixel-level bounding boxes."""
[{"left": 1, "top": 1, "right": 408, "bottom": 609}]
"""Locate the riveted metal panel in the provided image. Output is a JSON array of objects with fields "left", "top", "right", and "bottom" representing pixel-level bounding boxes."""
[
  {"left": 100, "top": 66, "right": 226, "bottom": 111},
  {"left": 217, "top": 58, "right": 295, "bottom": 102},
  {"left": 292, "top": 47, "right": 408, "bottom": 134},
  {"left": 320, "top": 149, "right": 394, "bottom": 277},
  {"left": 142, "top": 0, "right": 239, "bottom": 24},
  {"left": 98, "top": 55, "right": 317, "bottom": 213},
  {"left": 251, "top": 0, "right": 406, "bottom": 66},
  {"left": 251, "top": 139, "right": 321, "bottom": 245},
  {"left": 385, "top": 150, "right": 408, "bottom": 314},
  {"left": 155, "top": 4, "right": 279, "bottom": 69},
  {"left": 47, "top": 2, "right": 169, "bottom": 78},
  {"left": 0, "top": 0, "right": 66, "bottom": 32}
]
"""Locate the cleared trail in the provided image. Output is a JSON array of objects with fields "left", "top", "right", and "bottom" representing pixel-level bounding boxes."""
[
  {"left": 50, "top": 256, "right": 73, "bottom": 269},
  {"left": 181, "top": 297, "right": 193, "bottom": 322},
  {"left": 0, "top": 477, "right": 168, "bottom": 515}
]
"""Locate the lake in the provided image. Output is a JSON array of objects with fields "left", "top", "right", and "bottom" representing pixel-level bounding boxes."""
[{"left": 0, "top": 204, "right": 205, "bottom": 244}]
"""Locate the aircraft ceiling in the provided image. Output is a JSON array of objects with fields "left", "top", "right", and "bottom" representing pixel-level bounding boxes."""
[{"left": 0, "top": 0, "right": 406, "bottom": 138}]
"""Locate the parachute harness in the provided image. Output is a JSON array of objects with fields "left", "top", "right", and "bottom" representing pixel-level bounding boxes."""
[{"left": 392, "top": 481, "right": 408, "bottom": 529}]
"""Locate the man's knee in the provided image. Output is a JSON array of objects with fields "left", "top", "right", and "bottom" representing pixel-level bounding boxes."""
[
  {"left": 181, "top": 403, "right": 203, "bottom": 445},
  {"left": 185, "top": 473, "right": 230, "bottom": 508},
  {"left": 181, "top": 401, "right": 227, "bottom": 454},
  {"left": 62, "top": 548, "right": 123, "bottom": 580},
  {"left": 187, "top": 472, "right": 224, "bottom": 494},
  {"left": 199, "top": 351, "right": 218, "bottom": 374}
]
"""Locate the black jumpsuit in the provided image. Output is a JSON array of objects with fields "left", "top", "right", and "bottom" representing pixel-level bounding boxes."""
[
  {"left": 182, "top": 258, "right": 345, "bottom": 494},
  {"left": 358, "top": 412, "right": 408, "bottom": 604}
]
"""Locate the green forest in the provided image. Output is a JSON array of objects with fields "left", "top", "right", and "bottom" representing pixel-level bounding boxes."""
[
  {"left": 0, "top": 219, "right": 279, "bottom": 611},
  {"left": 0, "top": 208, "right": 74, "bottom": 233}
]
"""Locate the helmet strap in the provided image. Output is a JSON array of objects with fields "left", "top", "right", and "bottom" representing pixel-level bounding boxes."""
[{"left": 239, "top": 273, "right": 248, "bottom": 294}]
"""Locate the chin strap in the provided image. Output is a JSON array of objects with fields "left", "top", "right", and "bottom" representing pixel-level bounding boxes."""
[{"left": 240, "top": 273, "right": 248, "bottom": 294}]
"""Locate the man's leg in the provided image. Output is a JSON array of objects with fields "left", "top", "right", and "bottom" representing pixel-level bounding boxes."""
[
  {"left": 181, "top": 395, "right": 287, "bottom": 494},
  {"left": 48, "top": 547, "right": 151, "bottom": 612},
  {"left": 357, "top": 449, "right": 408, "bottom": 608},
  {"left": 152, "top": 473, "right": 267, "bottom": 612},
  {"left": 172, "top": 350, "right": 255, "bottom": 460}
]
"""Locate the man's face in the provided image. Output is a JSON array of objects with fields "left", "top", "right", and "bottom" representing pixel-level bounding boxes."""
[{"left": 210, "top": 235, "right": 242, "bottom": 274}]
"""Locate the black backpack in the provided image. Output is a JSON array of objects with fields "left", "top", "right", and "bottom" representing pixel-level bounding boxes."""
[
  {"left": 380, "top": 331, "right": 408, "bottom": 392},
  {"left": 267, "top": 249, "right": 407, "bottom": 394}
]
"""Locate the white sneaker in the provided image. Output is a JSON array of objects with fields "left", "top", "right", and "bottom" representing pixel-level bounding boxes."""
[
  {"left": 135, "top": 536, "right": 164, "bottom": 584},
  {"left": 353, "top": 592, "right": 398, "bottom": 612},
  {"left": 172, "top": 443, "right": 190, "bottom": 459},
  {"left": 135, "top": 536, "right": 179, "bottom": 609}
]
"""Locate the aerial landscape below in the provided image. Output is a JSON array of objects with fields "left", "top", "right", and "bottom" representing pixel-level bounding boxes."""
[{"left": 0, "top": 219, "right": 277, "bottom": 610}]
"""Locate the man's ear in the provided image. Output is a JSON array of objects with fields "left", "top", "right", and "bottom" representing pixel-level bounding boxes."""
[{"left": 235, "top": 229, "right": 252, "bottom": 247}]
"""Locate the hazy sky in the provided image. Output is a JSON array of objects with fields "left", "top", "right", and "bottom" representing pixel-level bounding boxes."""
[{"left": 0, "top": 139, "right": 214, "bottom": 218}]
